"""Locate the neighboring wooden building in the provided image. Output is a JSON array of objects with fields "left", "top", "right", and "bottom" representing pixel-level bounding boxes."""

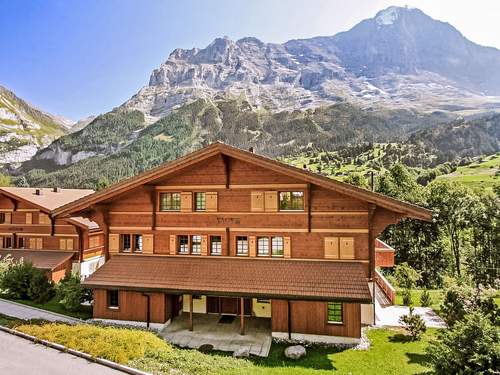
[
  {"left": 0, "top": 187, "right": 105, "bottom": 282},
  {"left": 375, "top": 238, "right": 396, "bottom": 268},
  {"left": 54, "top": 142, "right": 431, "bottom": 344}
]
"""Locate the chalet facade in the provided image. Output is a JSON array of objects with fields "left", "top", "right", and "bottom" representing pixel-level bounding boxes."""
[
  {"left": 54, "top": 142, "right": 431, "bottom": 344},
  {"left": 0, "top": 187, "right": 105, "bottom": 281}
]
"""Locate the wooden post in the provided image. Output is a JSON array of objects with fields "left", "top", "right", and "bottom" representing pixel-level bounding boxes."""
[
  {"left": 189, "top": 294, "right": 193, "bottom": 331},
  {"left": 368, "top": 204, "right": 377, "bottom": 280},
  {"left": 287, "top": 300, "right": 292, "bottom": 340},
  {"left": 240, "top": 297, "right": 245, "bottom": 335}
]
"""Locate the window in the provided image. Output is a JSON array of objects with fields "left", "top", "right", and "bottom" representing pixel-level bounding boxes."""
[
  {"left": 121, "top": 234, "right": 131, "bottom": 252},
  {"left": 4, "top": 237, "right": 12, "bottom": 248},
  {"left": 17, "top": 237, "right": 25, "bottom": 248},
  {"left": 279, "top": 191, "right": 304, "bottom": 211},
  {"left": 257, "top": 237, "right": 269, "bottom": 256},
  {"left": 327, "top": 302, "right": 343, "bottom": 324},
  {"left": 236, "top": 236, "right": 248, "bottom": 256},
  {"left": 211, "top": 236, "right": 222, "bottom": 255},
  {"left": 134, "top": 234, "right": 143, "bottom": 253},
  {"left": 191, "top": 235, "right": 202, "bottom": 254},
  {"left": 0, "top": 213, "right": 5, "bottom": 224},
  {"left": 159, "top": 192, "right": 181, "bottom": 211},
  {"left": 195, "top": 192, "right": 206, "bottom": 211},
  {"left": 178, "top": 235, "right": 189, "bottom": 254},
  {"left": 107, "top": 290, "right": 119, "bottom": 309},
  {"left": 271, "top": 236, "right": 284, "bottom": 257}
]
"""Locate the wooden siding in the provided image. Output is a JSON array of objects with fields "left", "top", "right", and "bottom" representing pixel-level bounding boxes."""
[
  {"left": 271, "top": 300, "right": 361, "bottom": 338},
  {"left": 93, "top": 289, "right": 169, "bottom": 323}
]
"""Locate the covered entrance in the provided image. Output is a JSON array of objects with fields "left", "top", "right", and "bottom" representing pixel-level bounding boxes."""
[{"left": 207, "top": 296, "right": 252, "bottom": 315}]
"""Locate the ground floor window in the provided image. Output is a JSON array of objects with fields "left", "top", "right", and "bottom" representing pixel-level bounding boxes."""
[
  {"left": 256, "top": 236, "right": 284, "bottom": 257},
  {"left": 17, "top": 237, "right": 26, "bottom": 248},
  {"left": 107, "top": 290, "right": 119, "bottom": 309},
  {"left": 257, "top": 237, "right": 269, "bottom": 256},
  {"left": 327, "top": 302, "right": 343, "bottom": 324},
  {"left": 211, "top": 236, "right": 222, "bottom": 255},
  {"left": 191, "top": 235, "right": 202, "bottom": 254},
  {"left": 120, "top": 234, "right": 142, "bottom": 252},
  {"left": 2, "top": 237, "right": 13, "bottom": 248},
  {"left": 236, "top": 236, "right": 248, "bottom": 256},
  {"left": 121, "top": 234, "right": 131, "bottom": 252},
  {"left": 271, "top": 236, "right": 284, "bottom": 256},
  {"left": 178, "top": 235, "right": 189, "bottom": 254}
]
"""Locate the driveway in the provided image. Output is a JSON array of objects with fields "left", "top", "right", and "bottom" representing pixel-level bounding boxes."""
[
  {"left": 0, "top": 298, "right": 80, "bottom": 323},
  {"left": 0, "top": 330, "right": 123, "bottom": 374},
  {"left": 376, "top": 303, "right": 447, "bottom": 328}
]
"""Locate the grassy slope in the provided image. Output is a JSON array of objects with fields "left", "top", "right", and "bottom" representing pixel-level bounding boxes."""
[
  {"left": 394, "top": 289, "right": 443, "bottom": 313},
  {"left": 13, "top": 321, "right": 438, "bottom": 375},
  {"left": 437, "top": 153, "right": 500, "bottom": 192}
]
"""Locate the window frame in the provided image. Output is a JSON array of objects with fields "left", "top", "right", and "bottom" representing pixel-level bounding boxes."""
[
  {"left": 195, "top": 192, "right": 206, "bottom": 211},
  {"left": 190, "top": 235, "right": 202, "bottom": 255},
  {"left": 0, "top": 213, "right": 5, "bottom": 224},
  {"left": 107, "top": 290, "right": 120, "bottom": 309},
  {"left": 279, "top": 191, "right": 305, "bottom": 211},
  {"left": 134, "top": 234, "right": 143, "bottom": 253},
  {"left": 271, "top": 236, "right": 284, "bottom": 257},
  {"left": 159, "top": 192, "right": 181, "bottom": 211},
  {"left": 257, "top": 237, "right": 270, "bottom": 256},
  {"left": 327, "top": 302, "right": 343, "bottom": 324},
  {"left": 210, "top": 235, "right": 222, "bottom": 255},
  {"left": 236, "top": 236, "right": 249, "bottom": 256},
  {"left": 121, "top": 234, "right": 132, "bottom": 252},
  {"left": 178, "top": 235, "right": 189, "bottom": 254}
]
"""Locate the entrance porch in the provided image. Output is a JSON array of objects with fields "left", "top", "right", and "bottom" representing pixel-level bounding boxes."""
[{"left": 161, "top": 313, "right": 272, "bottom": 357}]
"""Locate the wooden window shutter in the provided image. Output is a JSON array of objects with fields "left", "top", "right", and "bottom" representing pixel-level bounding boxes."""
[
  {"left": 324, "top": 237, "right": 339, "bottom": 259},
  {"left": 59, "top": 238, "right": 66, "bottom": 250},
  {"left": 206, "top": 192, "right": 218, "bottom": 212},
  {"left": 169, "top": 235, "right": 177, "bottom": 255},
  {"left": 340, "top": 237, "right": 355, "bottom": 259},
  {"left": 201, "top": 235, "right": 208, "bottom": 255},
  {"left": 4, "top": 212, "right": 11, "bottom": 224},
  {"left": 250, "top": 191, "right": 265, "bottom": 212},
  {"left": 249, "top": 236, "right": 256, "bottom": 257},
  {"left": 66, "top": 238, "right": 74, "bottom": 251},
  {"left": 284, "top": 237, "right": 292, "bottom": 258},
  {"left": 143, "top": 234, "right": 154, "bottom": 254},
  {"left": 26, "top": 212, "right": 32, "bottom": 224},
  {"left": 180, "top": 192, "right": 192, "bottom": 212},
  {"left": 39, "top": 213, "right": 50, "bottom": 225},
  {"left": 109, "top": 234, "right": 119, "bottom": 255},
  {"left": 29, "top": 238, "right": 36, "bottom": 249},
  {"left": 264, "top": 191, "right": 278, "bottom": 212},
  {"left": 36, "top": 238, "right": 43, "bottom": 249}
]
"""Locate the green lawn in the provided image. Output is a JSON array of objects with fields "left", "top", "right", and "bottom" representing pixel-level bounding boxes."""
[
  {"left": 11, "top": 320, "right": 438, "bottom": 375},
  {"left": 395, "top": 289, "right": 443, "bottom": 312},
  {"left": 0, "top": 296, "right": 92, "bottom": 320}
]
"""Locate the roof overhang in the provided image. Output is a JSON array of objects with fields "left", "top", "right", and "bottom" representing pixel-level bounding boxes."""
[
  {"left": 0, "top": 249, "right": 76, "bottom": 271},
  {"left": 83, "top": 255, "right": 373, "bottom": 303}
]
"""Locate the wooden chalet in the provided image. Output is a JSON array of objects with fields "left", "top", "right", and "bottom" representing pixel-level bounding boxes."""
[
  {"left": 0, "top": 187, "right": 105, "bottom": 282},
  {"left": 53, "top": 142, "right": 431, "bottom": 344}
]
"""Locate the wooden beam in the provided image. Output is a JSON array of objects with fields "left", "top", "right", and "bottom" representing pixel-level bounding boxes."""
[
  {"left": 307, "top": 183, "right": 312, "bottom": 233},
  {"left": 189, "top": 294, "right": 193, "bottom": 331},
  {"left": 368, "top": 204, "right": 377, "bottom": 280},
  {"left": 287, "top": 300, "right": 292, "bottom": 340},
  {"left": 147, "top": 185, "right": 157, "bottom": 230},
  {"left": 222, "top": 155, "right": 231, "bottom": 188},
  {"left": 240, "top": 297, "right": 245, "bottom": 335}
]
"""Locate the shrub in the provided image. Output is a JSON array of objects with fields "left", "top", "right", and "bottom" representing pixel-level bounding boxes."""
[
  {"left": 56, "top": 273, "right": 91, "bottom": 311},
  {"left": 0, "top": 261, "right": 37, "bottom": 299},
  {"left": 427, "top": 311, "right": 500, "bottom": 374},
  {"left": 420, "top": 289, "right": 432, "bottom": 307},
  {"left": 27, "top": 269, "right": 54, "bottom": 303},
  {"left": 399, "top": 307, "right": 426, "bottom": 341},
  {"left": 402, "top": 289, "right": 413, "bottom": 306},
  {"left": 394, "top": 263, "right": 421, "bottom": 290}
]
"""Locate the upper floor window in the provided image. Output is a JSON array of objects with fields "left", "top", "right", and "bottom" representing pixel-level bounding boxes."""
[
  {"left": 17, "top": 237, "right": 26, "bottom": 249},
  {"left": 178, "top": 235, "right": 189, "bottom": 254},
  {"left": 271, "top": 236, "right": 284, "bottom": 257},
  {"left": 1, "top": 236, "right": 13, "bottom": 249},
  {"left": 211, "top": 236, "right": 222, "bottom": 255},
  {"left": 120, "top": 234, "right": 142, "bottom": 253},
  {"left": 327, "top": 302, "right": 343, "bottom": 324},
  {"left": 195, "top": 192, "right": 206, "bottom": 211},
  {"left": 0, "top": 213, "right": 5, "bottom": 224},
  {"left": 236, "top": 236, "right": 248, "bottom": 256},
  {"left": 160, "top": 192, "right": 181, "bottom": 211},
  {"left": 257, "top": 237, "right": 269, "bottom": 256},
  {"left": 279, "top": 191, "right": 304, "bottom": 211},
  {"left": 191, "top": 235, "right": 202, "bottom": 254}
]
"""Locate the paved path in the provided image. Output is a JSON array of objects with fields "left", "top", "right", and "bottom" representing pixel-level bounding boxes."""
[
  {"left": 375, "top": 300, "right": 446, "bottom": 328},
  {"left": 0, "top": 330, "right": 122, "bottom": 374},
  {"left": 0, "top": 298, "right": 80, "bottom": 323}
]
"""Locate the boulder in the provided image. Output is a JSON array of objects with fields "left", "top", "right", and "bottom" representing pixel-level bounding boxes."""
[
  {"left": 284, "top": 345, "right": 306, "bottom": 359},
  {"left": 233, "top": 347, "right": 250, "bottom": 358}
]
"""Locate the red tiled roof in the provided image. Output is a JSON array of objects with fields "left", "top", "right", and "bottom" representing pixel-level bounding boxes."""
[
  {"left": 82, "top": 255, "right": 372, "bottom": 303},
  {"left": 0, "top": 249, "right": 75, "bottom": 270}
]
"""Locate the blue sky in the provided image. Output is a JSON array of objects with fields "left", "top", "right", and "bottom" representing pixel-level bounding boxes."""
[{"left": 1, "top": 0, "right": 499, "bottom": 120}]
